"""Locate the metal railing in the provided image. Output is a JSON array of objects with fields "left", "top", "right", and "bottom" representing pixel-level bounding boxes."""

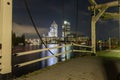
[
  {"left": 13, "top": 44, "right": 72, "bottom": 67},
  {"left": 14, "top": 44, "right": 72, "bottom": 56},
  {"left": 13, "top": 43, "right": 93, "bottom": 68},
  {"left": 73, "top": 43, "right": 93, "bottom": 53}
]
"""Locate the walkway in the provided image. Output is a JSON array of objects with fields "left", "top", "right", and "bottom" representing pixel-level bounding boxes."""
[{"left": 14, "top": 56, "right": 120, "bottom": 80}]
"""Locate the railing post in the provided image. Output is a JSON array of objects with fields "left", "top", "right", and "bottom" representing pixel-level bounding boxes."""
[{"left": 0, "top": 0, "right": 12, "bottom": 79}]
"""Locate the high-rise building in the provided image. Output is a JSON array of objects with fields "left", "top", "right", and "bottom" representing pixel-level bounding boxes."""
[
  {"left": 62, "top": 21, "right": 71, "bottom": 37},
  {"left": 48, "top": 21, "right": 58, "bottom": 37}
]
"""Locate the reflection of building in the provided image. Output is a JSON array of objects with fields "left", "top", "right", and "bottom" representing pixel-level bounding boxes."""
[
  {"left": 62, "top": 21, "right": 71, "bottom": 37},
  {"left": 48, "top": 21, "right": 58, "bottom": 37}
]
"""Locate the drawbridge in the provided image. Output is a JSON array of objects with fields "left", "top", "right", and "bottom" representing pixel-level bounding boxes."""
[{"left": 0, "top": 0, "right": 119, "bottom": 79}]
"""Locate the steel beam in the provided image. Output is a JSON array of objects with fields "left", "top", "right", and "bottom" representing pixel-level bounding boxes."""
[
  {"left": 88, "top": 1, "right": 118, "bottom": 10},
  {"left": 102, "top": 12, "right": 120, "bottom": 19},
  {"left": 95, "top": 7, "right": 108, "bottom": 21},
  {"left": 89, "top": 0, "right": 119, "bottom": 53},
  {"left": 91, "top": 7, "right": 107, "bottom": 53},
  {"left": 91, "top": 16, "right": 96, "bottom": 53},
  {"left": 0, "top": 0, "right": 12, "bottom": 74},
  {"left": 88, "top": 0, "right": 97, "bottom": 5}
]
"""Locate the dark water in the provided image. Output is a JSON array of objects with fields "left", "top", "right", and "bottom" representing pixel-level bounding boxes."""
[{"left": 12, "top": 44, "right": 73, "bottom": 77}]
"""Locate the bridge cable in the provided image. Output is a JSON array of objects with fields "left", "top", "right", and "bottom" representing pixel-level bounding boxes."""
[
  {"left": 75, "top": 0, "right": 78, "bottom": 37},
  {"left": 23, "top": 0, "right": 55, "bottom": 56}
]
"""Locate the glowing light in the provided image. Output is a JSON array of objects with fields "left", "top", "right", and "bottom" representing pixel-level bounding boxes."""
[{"left": 64, "top": 20, "right": 68, "bottom": 24}]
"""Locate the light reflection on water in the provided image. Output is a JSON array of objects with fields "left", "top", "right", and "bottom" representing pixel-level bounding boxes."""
[
  {"left": 41, "top": 44, "right": 72, "bottom": 67},
  {"left": 13, "top": 44, "right": 72, "bottom": 77},
  {"left": 45, "top": 44, "right": 58, "bottom": 66}
]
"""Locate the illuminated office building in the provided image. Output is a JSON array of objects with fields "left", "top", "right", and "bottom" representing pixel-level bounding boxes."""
[
  {"left": 62, "top": 20, "right": 71, "bottom": 37},
  {"left": 48, "top": 21, "right": 58, "bottom": 37}
]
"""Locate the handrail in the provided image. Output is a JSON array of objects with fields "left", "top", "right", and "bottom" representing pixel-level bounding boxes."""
[
  {"left": 88, "top": 1, "right": 118, "bottom": 10},
  {"left": 73, "top": 50, "right": 93, "bottom": 53},
  {"left": 14, "top": 44, "right": 72, "bottom": 56},
  {"left": 73, "top": 43, "right": 92, "bottom": 48},
  {"left": 13, "top": 44, "right": 93, "bottom": 68},
  {"left": 15, "top": 50, "right": 72, "bottom": 67}
]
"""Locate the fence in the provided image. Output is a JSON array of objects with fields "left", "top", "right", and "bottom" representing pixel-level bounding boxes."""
[
  {"left": 12, "top": 43, "right": 92, "bottom": 68},
  {"left": 0, "top": 43, "right": 93, "bottom": 75}
]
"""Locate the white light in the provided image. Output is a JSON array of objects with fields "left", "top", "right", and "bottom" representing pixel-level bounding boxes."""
[{"left": 64, "top": 20, "right": 68, "bottom": 24}]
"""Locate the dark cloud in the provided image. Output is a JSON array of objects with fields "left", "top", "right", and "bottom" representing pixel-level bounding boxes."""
[{"left": 13, "top": 0, "right": 119, "bottom": 39}]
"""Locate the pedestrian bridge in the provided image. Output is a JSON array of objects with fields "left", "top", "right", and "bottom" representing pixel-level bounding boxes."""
[
  {"left": 12, "top": 43, "right": 92, "bottom": 67},
  {"left": 1, "top": 43, "right": 120, "bottom": 80},
  {"left": 13, "top": 46, "right": 120, "bottom": 80},
  {"left": 15, "top": 56, "right": 120, "bottom": 80},
  {"left": 0, "top": 43, "right": 93, "bottom": 80},
  {"left": 0, "top": 0, "right": 120, "bottom": 80}
]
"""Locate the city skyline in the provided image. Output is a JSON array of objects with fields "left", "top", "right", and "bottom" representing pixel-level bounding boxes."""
[{"left": 13, "top": 0, "right": 119, "bottom": 40}]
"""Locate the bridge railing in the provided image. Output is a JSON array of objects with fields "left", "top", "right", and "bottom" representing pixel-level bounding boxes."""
[
  {"left": 73, "top": 43, "right": 93, "bottom": 53},
  {"left": 13, "top": 43, "right": 92, "bottom": 68}
]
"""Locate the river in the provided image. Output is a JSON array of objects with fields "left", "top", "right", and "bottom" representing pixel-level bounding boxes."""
[{"left": 12, "top": 44, "right": 73, "bottom": 77}]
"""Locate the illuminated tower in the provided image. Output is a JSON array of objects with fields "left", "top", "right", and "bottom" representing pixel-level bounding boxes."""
[
  {"left": 48, "top": 21, "right": 58, "bottom": 37},
  {"left": 62, "top": 21, "right": 71, "bottom": 37}
]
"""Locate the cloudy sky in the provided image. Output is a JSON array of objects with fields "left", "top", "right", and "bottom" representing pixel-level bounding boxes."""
[{"left": 12, "top": 0, "right": 119, "bottom": 40}]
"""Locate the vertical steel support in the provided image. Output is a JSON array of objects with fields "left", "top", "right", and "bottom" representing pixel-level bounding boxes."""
[
  {"left": 91, "top": 7, "right": 107, "bottom": 54},
  {"left": 0, "top": 0, "right": 12, "bottom": 76},
  {"left": 91, "top": 16, "right": 96, "bottom": 53},
  {"left": 108, "top": 37, "right": 111, "bottom": 50}
]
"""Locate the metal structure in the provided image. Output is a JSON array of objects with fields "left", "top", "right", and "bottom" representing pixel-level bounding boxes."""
[
  {"left": 13, "top": 43, "right": 92, "bottom": 67},
  {"left": 0, "top": 0, "right": 93, "bottom": 77},
  {"left": 0, "top": 0, "right": 12, "bottom": 78},
  {"left": 1, "top": 0, "right": 117, "bottom": 79},
  {"left": 88, "top": 0, "right": 119, "bottom": 53}
]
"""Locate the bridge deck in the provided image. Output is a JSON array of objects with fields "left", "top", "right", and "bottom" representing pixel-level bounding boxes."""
[{"left": 14, "top": 56, "right": 120, "bottom": 80}]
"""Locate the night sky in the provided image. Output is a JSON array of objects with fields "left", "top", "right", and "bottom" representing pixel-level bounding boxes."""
[{"left": 12, "top": 0, "right": 119, "bottom": 40}]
